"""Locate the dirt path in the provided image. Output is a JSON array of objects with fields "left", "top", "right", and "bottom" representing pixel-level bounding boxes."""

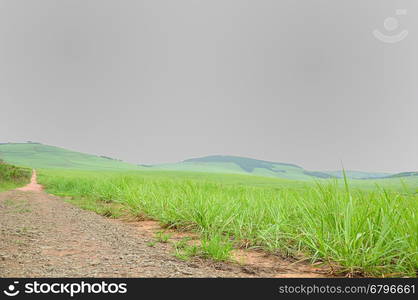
[
  {"left": 0, "top": 172, "right": 330, "bottom": 277},
  {"left": 16, "top": 169, "right": 43, "bottom": 192}
]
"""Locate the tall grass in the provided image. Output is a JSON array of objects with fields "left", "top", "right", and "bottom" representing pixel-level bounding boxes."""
[
  {"left": 38, "top": 170, "right": 418, "bottom": 277},
  {"left": 0, "top": 160, "right": 31, "bottom": 191}
]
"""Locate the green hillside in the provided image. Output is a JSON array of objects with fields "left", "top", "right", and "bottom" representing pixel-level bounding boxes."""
[
  {"left": 1, "top": 143, "right": 415, "bottom": 182},
  {"left": 0, "top": 143, "right": 141, "bottom": 171},
  {"left": 384, "top": 171, "right": 418, "bottom": 178},
  {"left": 145, "top": 155, "right": 304, "bottom": 180},
  {"left": 145, "top": 155, "right": 333, "bottom": 180},
  {"left": 144, "top": 155, "right": 412, "bottom": 181}
]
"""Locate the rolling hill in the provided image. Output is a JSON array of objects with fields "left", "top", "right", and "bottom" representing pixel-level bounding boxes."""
[
  {"left": 142, "top": 155, "right": 398, "bottom": 181},
  {"left": 0, "top": 142, "right": 141, "bottom": 171},
  {"left": 1, "top": 143, "right": 414, "bottom": 181},
  {"left": 142, "top": 156, "right": 313, "bottom": 180}
]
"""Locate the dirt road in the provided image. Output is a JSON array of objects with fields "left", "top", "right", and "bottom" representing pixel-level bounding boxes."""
[{"left": 0, "top": 172, "right": 329, "bottom": 277}]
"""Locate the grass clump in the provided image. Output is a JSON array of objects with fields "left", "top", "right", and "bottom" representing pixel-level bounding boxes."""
[
  {"left": 173, "top": 238, "right": 200, "bottom": 261},
  {"left": 200, "top": 234, "right": 234, "bottom": 261},
  {"left": 155, "top": 231, "right": 172, "bottom": 243},
  {"left": 173, "top": 235, "right": 232, "bottom": 262}
]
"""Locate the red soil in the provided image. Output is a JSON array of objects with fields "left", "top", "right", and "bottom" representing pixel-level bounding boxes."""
[{"left": 16, "top": 170, "right": 43, "bottom": 192}]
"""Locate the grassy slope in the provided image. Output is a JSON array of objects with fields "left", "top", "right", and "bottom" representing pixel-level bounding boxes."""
[
  {"left": 147, "top": 156, "right": 316, "bottom": 181},
  {"left": 1, "top": 143, "right": 411, "bottom": 181},
  {"left": 148, "top": 162, "right": 313, "bottom": 180},
  {"left": 146, "top": 155, "right": 401, "bottom": 181},
  {"left": 39, "top": 168, "right": 418, "bottom": 276},
  {"left": 0, "top": 143, "right": 141, "bottom": 171},
  {"left": 0, "top": 161, "right": 31, "bottom": 191}
]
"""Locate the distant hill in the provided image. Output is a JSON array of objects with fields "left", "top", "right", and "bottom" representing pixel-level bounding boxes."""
[
  {"left": 322, "top": 170, "right": 391, "bottom": 180},
  {"left": 146, "top": 155, "right": 309, "bottom": 180},
  {"left": 0, "top": 143, "right": 141, "bottom": 171},
  {"left": 185, "top": 155, "right": 302, "bottom": 172},
  {"left": 380, "top": 172, "right": 418, "bottom": 179},
  {"left": 144, "top": 155, "right": 399, "bottom": 181},
  {"left": 2, "top": 143, "right": 414, "bottom": 181}
]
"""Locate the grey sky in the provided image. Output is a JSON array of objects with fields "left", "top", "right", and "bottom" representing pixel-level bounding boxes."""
[{"left": 0, "top": 0, "right": 417, "bottom": 173}]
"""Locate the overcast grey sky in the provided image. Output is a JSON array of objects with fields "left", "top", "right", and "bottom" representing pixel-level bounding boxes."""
[{"left": 0, "top": 0, "right": 417, "bottom": 172}]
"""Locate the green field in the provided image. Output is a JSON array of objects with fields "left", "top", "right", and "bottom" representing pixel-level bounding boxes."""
[
  {"left": 2, "top": 142, "right": 417, "bottom": 276},
  {"left": 0, "top": 160, "right": 31, "bottom": 192},
  {"left": 38, "top": 169, "right": 418, "bottom": 277},
  {"left": 0, "top": 143, "right": 141, "bottom": 171}
]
